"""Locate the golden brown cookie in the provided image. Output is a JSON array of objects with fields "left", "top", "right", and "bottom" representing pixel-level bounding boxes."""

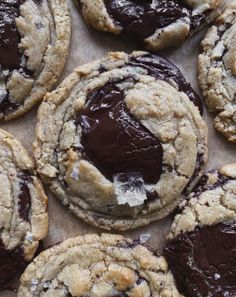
[
  {"left": 0, "top": 0, "right": 71, "bottom": 120},
  {"left": 34, "top": 51, "right": 208, "bottom": 231},
  {"left": 199, "top": 1, "right": 236, "bottom": 142},
  {"left": 76, "top": 0, "right": 222, "bottom": 51},
  {"left": 18, "top": 233, "right": 182, "bottom": 297}
]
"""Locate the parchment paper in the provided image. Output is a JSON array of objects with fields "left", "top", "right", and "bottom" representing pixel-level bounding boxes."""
[{"left": 1, "top": 1, "right": 235, "bottom": 295}]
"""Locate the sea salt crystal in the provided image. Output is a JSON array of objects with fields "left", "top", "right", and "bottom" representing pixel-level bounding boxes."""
[
  {"left": 2, "top": 70, "right": 9, "bottom": 76},
  {"left": 73, "top": 135, "right": 82, "bottom": 148},
  {"left": 26, "top": 231, "right": 33, "bottom": 243},
  {"left": 214, "top": 273, "right": 221, "bottom": 280},
  {"left": 31, "top": 279, "right": 39, "bottom": 292},
  {"left": 140, "top": 233, "right": 151, "bottom": 243},
  {"left": 113, "top": 172, "right": 147, "bottom": 207},
  {"left": 31, "top": 279, "right": 38, "bottom": 285},
  {"left": 219, "top": 25, "right": 225, "bottom": 32},
  {"left": 70, "top": 167, "right": 79, "bottom": 180},
  {"left": 43, "top": 281, "right": 52, "bottom": 289}
]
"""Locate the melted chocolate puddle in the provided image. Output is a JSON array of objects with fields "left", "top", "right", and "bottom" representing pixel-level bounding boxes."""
[
  {"left": 76, "top": 79, "right": 163, "bottom": 184},
  {"left": 98, "top": 54, "right": 202, "bottom": 114},
  {"left": 75, "top": 54, "right": 203, "bottom": 197},
  {"left": 0, "top": 239, "right": 27, "bottom": 289},
  {"left": 0, "top": 0, "right": 25, "bottom": 70},
  {"left": 0, "top": 0, "right": 36, "bottom": 115},
  {"left": 164, "top": 221, "right": 236, "bottom": 297},
  {"left": 104, "top": 0, "right": 206, "bottom": 41}
]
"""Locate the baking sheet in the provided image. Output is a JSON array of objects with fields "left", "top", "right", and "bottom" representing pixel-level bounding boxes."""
[{"left": 1, "top": 0, "right": 235, "bottom": 295}]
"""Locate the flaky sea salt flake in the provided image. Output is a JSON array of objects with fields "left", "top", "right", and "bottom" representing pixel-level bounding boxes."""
[
  {"left": 140, "top": 233, "right": 151, "bottom": 243},
  {"left": 31, "top": 279, "right": 39, "bottom": 292},
  {"left": 43, "top": 281, "right": 52, "bottom": 289},
  {"left": 113, "top": 172, "right": 147, "bottom": 207},
  {"left": 26, "top": 231, "right": 33, "bottom": 243},
  {"left": 70, "top": 167, "right": 79, "bottom": 180}
]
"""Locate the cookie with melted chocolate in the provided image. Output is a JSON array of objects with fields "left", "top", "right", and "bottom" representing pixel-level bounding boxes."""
[
  {"left": 18, "top": 234, "right": 182, "bottom": 297},
  {"left": 34, "top": 51, "right": 208, "bottom": 231},
  {"left": 75, "top": 0, "right": 223, "bottom": 51},
  {"left": 165, "top": 163, "right": 236, "bottom": 297},
  {"left": 0, "top": 0, "right": 70, "bottom": 120},
  {"left": 199, "top": 1, "right": 236, "bottom": 142},
  {"left": 0, "top": 129, "right": 48, "bottom": 287}
]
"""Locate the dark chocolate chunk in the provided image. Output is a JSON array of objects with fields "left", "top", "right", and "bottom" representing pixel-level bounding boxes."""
[
  {"left": 18, "top": 170, "right": 32, "bottom": 222},
  {"left": 76, "top": 79, "right": 163, "bottom": 184},
  {"left": 0, "top": 0, "right": 25, "bottom": 70},
  {"left": 98, "top": 54, "right": 202, "bottom": 113},
  {"left": 0, "top": 285, "right": 17, "bottom": 292},
  {"left": 0, "top": 1, "right": 36, "bottom": 115},
  {"left": 164, "top": 221, "right": 236, "bottom": 297},
  {"left": 104, "top": 0, "right": 207, "bottom": 41},
  {"left": 191, "top": 170, "right": 234, "bottom": 198},
  {"left": 0, "top": 239, "right": 27, "bottom": 289}
]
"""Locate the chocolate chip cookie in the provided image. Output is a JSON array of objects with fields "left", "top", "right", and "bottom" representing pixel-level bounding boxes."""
[
  {"left": 0, "top": 0, "right": 71, "bottom": 120},
  {"left": 76, "top": 0, "right": 222, "bottom": 51},
  {"left": 0, "top": 129, "right": 48, "bottom": 287},
  {"left": 165, "top": 163, "right": 236, "bottom": 297},
  {"left": 198, "top": 1, "right": 236, "bottom": 142},
  {"left": 18, "top": 233, "right": 182, "bottom": 297},
  {"left": 34, "top": 51, "right": 208, "bottom": 231}
]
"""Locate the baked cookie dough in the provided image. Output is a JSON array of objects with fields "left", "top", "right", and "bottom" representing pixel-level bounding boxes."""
[
  {"left": 18, "top": 233, "right": 183, "bottom": 297},
  {"left": 0, "top": 0, "right": 71, "bottom": 120},
  {"left": 34, "top": 51, "right": 208, "bottom": 231},
  {"left": 0, "top": 129, "right": 48, "bottom": 288},
  {"left": 76, "top": 0, "right": 222, "bottom": 51},
  {"left": 198, "top": 1, "right": 236, "bottom": 142},
  {"left": 165, "top": 163, "right": 236, "bottom": 297}
]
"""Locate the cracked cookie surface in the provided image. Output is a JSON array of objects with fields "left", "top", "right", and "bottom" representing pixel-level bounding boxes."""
[
  {"left": 0, "top": 0, "right": 71, "bottom": 120},
  {"left": 164, "top": 163, "right": 236, "bottom": 297},
  {"left": 34, "top": 51, "right": 208, "bottom": 231},
  {"left": 0, "top": 129, "right": 48, "bottom": 287},
  {"left": 76, "top": 0, "right": 222, "bottom": 51},
  {"left": 17, "top": 233, "right": 183, "bottom": 297},
  {"left": 198, "top": 1, "right": 236, "bottom": 142}
]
